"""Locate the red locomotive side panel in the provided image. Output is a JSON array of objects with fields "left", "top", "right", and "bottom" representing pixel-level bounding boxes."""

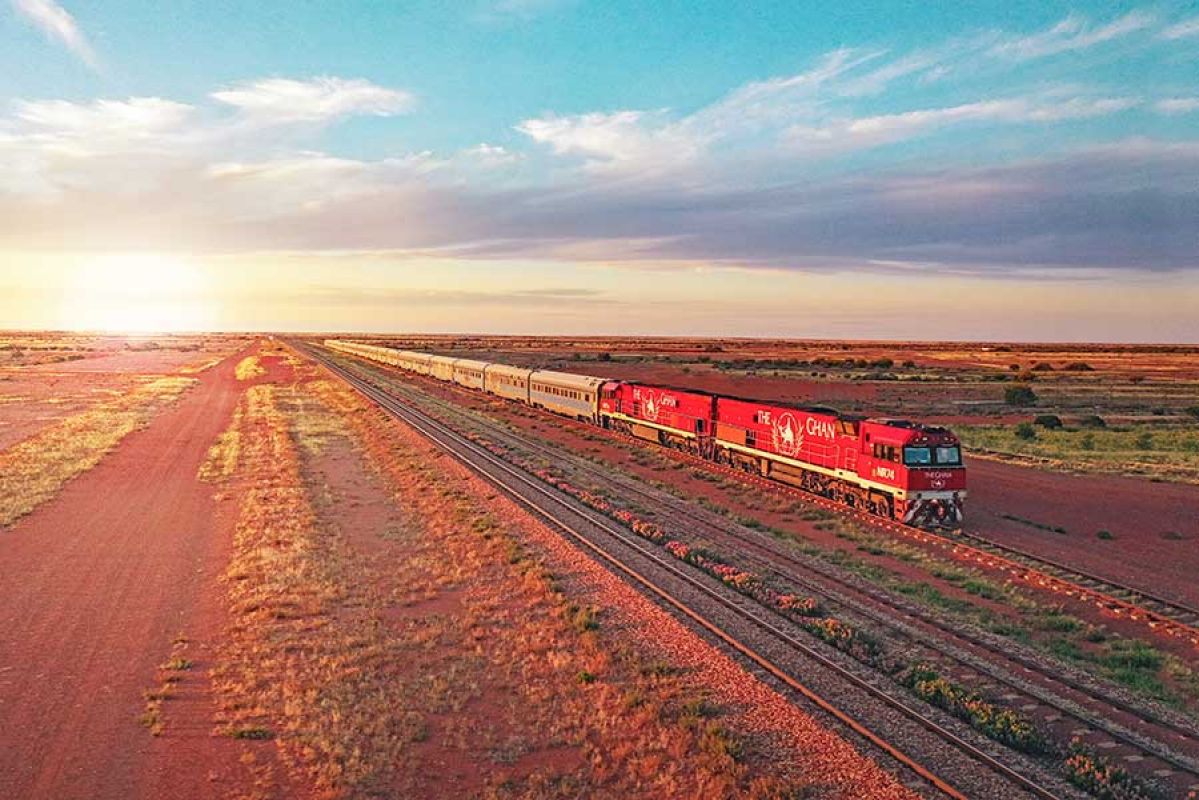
[
  {"left": 714, "top": 397, "right": 849, "bottom": 472},
  {"left": 602, "top": 382, "right": 716, "bottom": 437}
]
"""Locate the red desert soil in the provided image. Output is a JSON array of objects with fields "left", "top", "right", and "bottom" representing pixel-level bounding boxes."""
[
  {"left": 967, "top": 458, "right": 1199, "bottom": 606},
  {"left": 0, "top": 372, "right": 136, "bottom": 450},
  {"left": 21, "top": 348, "right": 214, "bottom": 375},
  {"left": 0, "top": 344, "right": 286, "bottom": 800}
]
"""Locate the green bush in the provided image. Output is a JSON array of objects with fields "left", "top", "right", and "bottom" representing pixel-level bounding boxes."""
[
  {"left": 1014, "top": 422, "right": 1036, "bottom": 440},
  {"left": 1004, "top": 385, "right": 1038, "bottom": 406},
  {"left": 1033, "top": 414, "right": 1062, "bottom": 429},
  {"left": 1078, "top": 414, "right": 1106, "bottom": 428}
]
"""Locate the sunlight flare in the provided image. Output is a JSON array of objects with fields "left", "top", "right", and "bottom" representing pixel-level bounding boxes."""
[{"left": 60, "top": 254, "right": 213, "bottom": 333}]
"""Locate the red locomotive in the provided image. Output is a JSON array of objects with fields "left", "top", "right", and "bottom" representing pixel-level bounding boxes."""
[
  {"left": 327, "top": 341, "right": 967, "bottom": 528},
  {"left": 599, "top": 380, "right": 964, "bottom": 527}
]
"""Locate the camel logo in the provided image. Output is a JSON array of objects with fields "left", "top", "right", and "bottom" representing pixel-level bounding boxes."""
[
  {"left": 643, "top": 391, "right": 659, "bottom": 421},
  {"left": 773, "top": 412, "right": 803, "bottom": 457}
]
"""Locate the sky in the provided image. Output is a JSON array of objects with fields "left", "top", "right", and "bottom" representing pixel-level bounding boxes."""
[{"left": 1, "top": 1, "right": 1197, "bottom": 341}]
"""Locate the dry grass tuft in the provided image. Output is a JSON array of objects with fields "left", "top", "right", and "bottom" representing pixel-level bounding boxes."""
[
  {"left": 0, "top": 376, "right": 195, "bottom": 527},
  {"left": 235, "top": 356, "right": 266, "bottom": 382},
  {"left": 198, "top": 407, "right": 242, "bottom": 482},
  {"left": 140, "top": 633, "right": 193, "bottom": 737}
]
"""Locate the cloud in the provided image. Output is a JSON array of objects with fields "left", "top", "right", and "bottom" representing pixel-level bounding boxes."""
[
  {"left": 13, "top": 97, "right": 194, "bottom": 137},
  {"left": 516, "top": 109, "right": 708, "bottom": 176},
  {"left": 1160, "top": 16, "right": 1199, "bottom": 39},
  {"left": 0, "top": 17, "right": 1194, "bottom": 282},
  {"left": 10, "top": 0, "right": 97, "bottom": 67},
  {"left": 791, "top": 95, "right": 1137, "bottom": 150},
  {"left": 1155, "top": 97, "right": 1199, "bottom": 115},
  {"left": 211, "top": 77, "right": 413, "bottom": 124},
  {"left": 988, "top": 11, "right": 1154, "bottom": 60}
]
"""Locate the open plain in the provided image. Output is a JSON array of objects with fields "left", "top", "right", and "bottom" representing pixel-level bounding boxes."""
[{"left": 1, "top": 332, "right": 1195, "bottom": 800}]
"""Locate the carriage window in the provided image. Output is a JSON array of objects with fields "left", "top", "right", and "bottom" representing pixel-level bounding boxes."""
[
  {"left": 903, "top": 446, "right": 933, "bottom": 466},
  {"left": 746, "top": 430, "right": 756, "bottom": 447}
]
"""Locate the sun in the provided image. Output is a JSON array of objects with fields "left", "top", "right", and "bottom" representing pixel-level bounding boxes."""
[{"left": 61, "top": 254, "right": 214, "bottom": 333}]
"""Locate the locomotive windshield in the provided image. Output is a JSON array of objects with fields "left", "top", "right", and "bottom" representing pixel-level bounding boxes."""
[
  {"left": 903, "top": 446, "right": 932, "bottom": 465},
  {"left": 935, "top": 445, "right": 961, "bottom": 465},
  {"left": 904, "top": 445, "right": 962, "bottom": 466}
]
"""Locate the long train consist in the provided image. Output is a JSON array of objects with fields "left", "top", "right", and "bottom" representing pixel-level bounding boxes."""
[{"left": 325, "top": 340, "right": 967, "bottom": 528}]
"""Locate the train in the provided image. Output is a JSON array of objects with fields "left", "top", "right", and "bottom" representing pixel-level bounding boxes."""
[{"left": 324, "top": 340, "right": 967, "bottom": 528}]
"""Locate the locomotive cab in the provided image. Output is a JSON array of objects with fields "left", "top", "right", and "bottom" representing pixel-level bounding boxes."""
[{"left": 862, "top": 420, "right": 966, "bottom": 528}]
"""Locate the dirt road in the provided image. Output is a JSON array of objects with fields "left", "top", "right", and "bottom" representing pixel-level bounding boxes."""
[{"left": 0, "top": 348, "right": 252, "bottom": 800}]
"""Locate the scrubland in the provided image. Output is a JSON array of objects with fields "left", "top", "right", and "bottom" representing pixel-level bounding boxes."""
[{"left": 199, "top": 354, "right": 912, "bottom": 799}]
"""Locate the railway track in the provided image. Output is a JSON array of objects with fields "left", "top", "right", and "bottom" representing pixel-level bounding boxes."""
[
  {"left": 638, "top": 442, "right": 1199, "bottom": 647},
  {"left": 302, "top": 342, "right": 1071, "bottom": 800},
  {"left": 320, "top": 348, "right": 1199, "bottom": 797},
  {"left": 367, "top": 350, "right": 1199, "bottom": 647}
]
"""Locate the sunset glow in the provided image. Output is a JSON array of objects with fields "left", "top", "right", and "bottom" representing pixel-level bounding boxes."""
[
  {"left": 58, "top": 255, "right": 213, "bottom": 333},
  {"left": 0, "top": 1, "right": 1195, "bottom": 340}
]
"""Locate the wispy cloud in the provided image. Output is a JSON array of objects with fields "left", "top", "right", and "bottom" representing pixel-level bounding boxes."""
[
  {"left": 211, "top": 77, "right": 413, "bottom": 124},
  {"left": 1160, "top": 15, "right": 1199, "bottom": 40},
  {"left": 10, "top": 0, "right": 97, "bottom": 68},
  {"left": 987, "top": 10, "right": 1155, "bottom": 60},
  {"left": 1155, "top": 97, "right": 1199, "bottom": 115}
]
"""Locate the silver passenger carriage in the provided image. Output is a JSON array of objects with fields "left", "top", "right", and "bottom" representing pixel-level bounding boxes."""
[
  {"left": 529, "top": 370, "right": 606, "bottom": 421},
  {"left": 452, "top": 358, "right": 490, "bottom": 390},
  {"left": 484, "top": 363, "right": 533, "bottom": 403},
  {"left": 429, "top": 355, "right": 457, "bottom": 382}
]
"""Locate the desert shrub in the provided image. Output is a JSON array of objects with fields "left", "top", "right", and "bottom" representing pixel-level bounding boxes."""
[
  {"left": 1062, "top": 361, "right": 1094, "bottom": 371},
  {"left": 1033, "top": 414, "right": 1063, "bottom": 429},
  {"left": 1030, "top": 361, "right": 1054, "bottom": 371},
  {"left": 902, "top": 665, "right": 1049, "bottom": 754},
  {"left": 1014, "top": 422, "right": 1036, "bottom": 440},
  {"left": 1008, "top": 363, "right": 1020, "bottom": 371},
  {"left": 1134, "top": 431, "right": 1154, "bottom": 451},
  {"left": 1064, "top": 741, "right": 1157, "bottom": 800},
  {"left": 1129, "top": 374, "right": 1146, "bottom": 384},
  {"left": 1078, "top": 414, "right": 1107, "bottom": 428},
  {"left": 903, "top": 360, "right": 916, "bottom": 368},
  {"left": 1097, "top": 530, "right": 1114, "bottom": 540},
  {"left": 1004, "top": 385, "right": 1038, "bottom": 406},
  {"left": 871, "top": 357, "right": 894, "bottom": 368},
  {"left": 1184, "top": 405, "right": 1199, "bottom": 420}
]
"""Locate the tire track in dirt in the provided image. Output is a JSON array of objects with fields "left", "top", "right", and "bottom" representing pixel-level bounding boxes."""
[{"left": 0, "top": 344, "right": 276, "bottom": 800}]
